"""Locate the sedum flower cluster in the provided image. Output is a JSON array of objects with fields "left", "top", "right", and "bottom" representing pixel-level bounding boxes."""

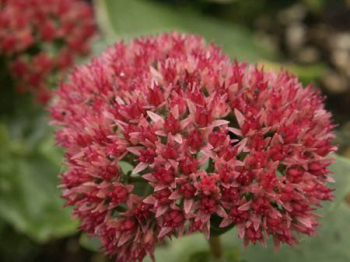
[
  {"left": 0, "top": 0, "right": 96, "bottom": 104},
  {"left": 51, "top": 33, "right": 336, "bottom": 262}
]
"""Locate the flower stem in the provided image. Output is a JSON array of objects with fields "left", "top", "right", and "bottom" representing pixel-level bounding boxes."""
[
  {"left": 346, "top": 191, "right": 350, "bottom": 205},
  {"left": 209, "top": 235, "right": 223, "bottom": 261}
]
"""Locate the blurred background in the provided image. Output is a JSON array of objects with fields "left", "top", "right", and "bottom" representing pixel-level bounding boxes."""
[{"left": 1, "top": 0, "right": 350, "bottom": 262}]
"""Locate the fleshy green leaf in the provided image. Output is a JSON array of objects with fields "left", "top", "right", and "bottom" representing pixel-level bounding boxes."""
[{"left": 119, "top": 161, "right": 134, "bottom": 174}]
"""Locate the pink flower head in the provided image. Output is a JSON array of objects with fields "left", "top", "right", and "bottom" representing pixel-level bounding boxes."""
[
  {"left": 0, "top": 0, "right": 96, "bottom": 104},
  {"left": 51, "top": 33, "right": 337, "bottom": 261}
]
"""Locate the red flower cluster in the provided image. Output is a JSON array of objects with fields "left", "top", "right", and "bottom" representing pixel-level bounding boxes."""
[
  {"left": 51, "top": 33, "right": 336, "bottom": 262},
  {"left": 0, "top": 0, "right": 95, "bottom": 104}
]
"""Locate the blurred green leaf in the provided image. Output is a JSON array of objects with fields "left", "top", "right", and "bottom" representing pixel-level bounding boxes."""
[
  {"left": 0, "top": 68, "right": 78, "bottom": 242},
  {"left": 188, "top": 249, "right": 244, "bottom": 262},
  {"left": 0, "top": 122, "right": 77, "bottom": 243},
  {"left": 202, "top": 0, "right": 237, "bottom": 3},
  {"left": 259, "top": 61, "right": 327, "bottom": 85},
  {"left": 188, "top": 251, "right": 212, "bottom": 262},
  {"left": 79, "top": 233, "right": 102, "bottom": 251},
  {"left": 95, "top": 0, "right": 278, "bottom": 62},
  {"left": 324, "top": 155, "right": 350, "bottom": 210},
  {"left": 303, "top": 0, "right": 325, "bottom": 13},
  {"left": 142, "top": 155, "right": 350, "bottom": 262}
]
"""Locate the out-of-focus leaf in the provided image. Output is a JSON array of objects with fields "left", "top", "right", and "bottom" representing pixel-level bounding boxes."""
[
  {"left": 0, "top": 28, "right": 79, "bottom": 243},
  {"left": 303, "top": 0, "right": 325, "bottom": 13},
  {"left": 143, "top": 233, "right": 208, "bottom": 262},
  {"left": 143, "top": 154, "right": 350, "bottom": 262},
  {"left": 79, "top": 233, "right": 102, "bottom": 251},
  {"left": 0, "top": 123, "right": 78, "bottom": 242},
  {"left": 188, "top": 249, "right": 244, "bottom": 262},
  {"left": 202, "top": 0, "right": 237, "bottom": 3},
  {"left": 324, "top": 155, "right": 350, "bottom": 210},
  {"left": 188, "top": 251, "right": 212, "bottom": 262},
  {"left": 95, "top": 0, "right": 278, "bottom": 62},
  {"left": 258, "top": 61, "right": 327, "bottom": 85}
]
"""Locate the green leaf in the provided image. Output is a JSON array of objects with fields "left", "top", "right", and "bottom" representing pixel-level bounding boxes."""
[
  {"left": 0, "top": 123, "right": 78, "bottom": 242},
  {"left": 142, "top": 154, "right": 350, "bottom": 262},
  {"left": 118, "top": 161, "right": 134, "bottom": 174},
  {"left": 324, "top": 155, "right": 350, "bottom": 211},
  {"left": 95, "top": 0, "right": 278, "bottom": 62}
]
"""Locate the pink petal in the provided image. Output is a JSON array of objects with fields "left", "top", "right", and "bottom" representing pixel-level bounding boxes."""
[
  {"left": 147, "top": 111, "right": 164, "bottom": 123},
  {"left": 238, "top": 201, "right": 252, "bottom": 211},
  {"left": 216, "top": 205, "right": 228, "bottom": 218},
  {"left": 237, "top": 138, "right": 247, "bottom": 154},
  {"left": 174, "top": 134, "right": 183, "bottom": 144},
  {"left": 204, "top": 222, "right": 210, "bottom": 239},
  {"left": 220, "top": 218, "right": 231, "bottom": 228},
  {"left": 234, "top": 109, "right": 245, "bottom": 128},
  {"left": 186, "top": 99, "right": 196, "bottom": 116},
  {"left": 180, "top": 117, "right": 193, "bottom": 129},
  {"left": 142, "top": 173, "right": 156, "bottom": 182},
  {"left": 251, "top": 214, "right": 261, "bottom": 231},
  {"left": 154, "top": 185, "right": 167, "bottom": 191},
  {"left": 143, "top": 195, "right": 156, "bottom": 204},
  {"left": 171, "top": 105, "right": 179, "bottom": 119},
  {"left": 237, "top": 223, "right": 245, "bottom": 239},
  {"left": 150, "top": 66, "right": 163, "bottom": 83},
  {"left": 326, "top": 176, "right": 335, "bottom": 183},
  {"left": 200, "top": 149, "right": 215, "bottom": 159},
  {"left": 169, "top": 191, "right": 181, "bottom": 200},
  {"left": 118, "top": 233, "right": 132, "bottom": 247},
  {"left": 211, "top": 120, "right": 229, "bottom": 128},
  {"left": 155, "top": 130, "right": 166, "bottom": 136},
  {"left": 296, "top": 216, "right": 313, "bottom": 228},
  {"left": 228, "top": 127, "right": 242, "bottom": 137},
  {"left": 184, "top": 199, "right": 194, "bottom": 214},
  {"left": 158, "top": 227, "right": 172, "bottom": 238},
  {"left": 132, "top": 162, "right": 148, "bottom": 174},
  {"left": 156, "top": 205, "right": 169, "bottom": 217},
  {"left": 273, "top": 236, "right": 280, "bottom": 251},
  {"left": 127, "top": 146, "right": 143, "bottom": 156}
]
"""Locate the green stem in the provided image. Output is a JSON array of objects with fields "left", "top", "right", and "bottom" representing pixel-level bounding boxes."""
[{"left": 209, "top": 235, "right": 223, "bottom": 261}]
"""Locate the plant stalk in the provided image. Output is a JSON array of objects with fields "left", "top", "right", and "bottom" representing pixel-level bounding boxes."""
[{"left": 209, "top": 235, "right": 223, "bottom": 261}]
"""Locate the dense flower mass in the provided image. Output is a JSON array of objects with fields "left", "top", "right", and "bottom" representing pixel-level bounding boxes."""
[
  {"left": 51, "top": 33, "right": 336, "bottom": 262},
  {"left": 0, "top": 0, "right": 95, "bottom": 104}
]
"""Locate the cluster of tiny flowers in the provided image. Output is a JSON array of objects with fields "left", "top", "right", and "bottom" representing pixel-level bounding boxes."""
[
  {"left": 51, "top": 33, "right": 336, "bottom": 262},
  {"left": 0, "top": 0, "right": 95, "bottom": 104}
]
